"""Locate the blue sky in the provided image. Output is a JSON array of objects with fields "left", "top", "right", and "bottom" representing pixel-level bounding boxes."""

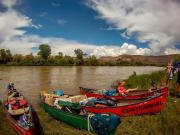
[
  {"left": 12, "top": 0, "right": 147, "bottom": 47},
  {"left": 0, "top": 0, "right": 180, "bottom": 56}
]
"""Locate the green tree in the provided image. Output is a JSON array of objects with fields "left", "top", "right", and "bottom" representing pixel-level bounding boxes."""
[
  {"left": 0, "top": 49, "right": 7, "bottom": 63},
  {"left": 0, "top": 49, "right": 12, "bottom": 64},
  {"left": 24, "top": 53, "right": 34, "bottom": 61},
  {"left": 38, "top": 44, "right": 51, "bottom": 60},
  {"left": 63, "top": 55, "right": 74, "bottom": 65},
  {"left": 87, "top": 55, "right": 99, "bottom": 66},
  {"left": 13, "top": 54, "right": 23, "bottom": 63},
  {"left": 5, "top": 50, "right": 12, "bottom": 62},
  {"left": 58, "top": 52, "right": 63, "bottom": 58},
  {"left": 74, "top": 49, "right": 86, "bottom": 65}
]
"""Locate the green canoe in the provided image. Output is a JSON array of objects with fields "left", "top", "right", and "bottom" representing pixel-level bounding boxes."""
[{"left": 42, "top": 102, "right": 117, "bottom": 135}]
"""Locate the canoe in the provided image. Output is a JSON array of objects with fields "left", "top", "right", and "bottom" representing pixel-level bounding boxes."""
[
  {"left": 79, "top": 86, "right": 168, "bottom": 100},
  {"left": 81, "top": 92, "right": 168, "bottom": 117},
  {"left": 8, "top": 107, "right": 30, "bottom": 115},
  {"left": 4, "top": 91, "right": 34, "bottom": 135},
  {"left": 41, "top": 92, "right": 121, "bottom": 135}
]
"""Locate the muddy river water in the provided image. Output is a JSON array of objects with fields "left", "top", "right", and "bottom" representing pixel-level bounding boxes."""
[{"left": 0, "top": 66, "right": 163, "bottom": 110}]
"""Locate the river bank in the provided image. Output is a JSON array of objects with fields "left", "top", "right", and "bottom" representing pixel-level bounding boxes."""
[{"left": 0, "top": 71, "right": 180, "bottom": 135}]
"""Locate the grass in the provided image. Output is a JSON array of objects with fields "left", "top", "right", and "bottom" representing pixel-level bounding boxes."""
[
  {"left": 116, "top": 71, "right": 180, "bottom": 135},
  {"left": 37, "top": 107, "right": 88, "bottom": 135},
  {"left": 0, "top": 102, "right": 17, "bottom": 135},
  {"left": 1, "top": 70, "right": 180, "bottom": 135}
]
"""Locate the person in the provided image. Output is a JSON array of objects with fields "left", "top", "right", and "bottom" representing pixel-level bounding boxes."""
[
  {"left": 166, "top": 60, "right": 173, "bottom": 89},
  {"left": 117, "top": 81, "right": 137, "bottom": 96},
  {"left": 175, "top": 64, "right": 180, "bottom": 98},
  {"left": 6, "top": 82, "right": 15, "bottom": 92}
]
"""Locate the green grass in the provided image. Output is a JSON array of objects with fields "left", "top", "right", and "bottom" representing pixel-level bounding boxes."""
[
  {"left": 0, "top": 102, "right": 17, "bottom": 135},
  {"left": 1, "top": 71, "right": 180, "bottom": 135},
  {"left": 116, "top": 71, "right": 180, "bottom": 135},
  {"left": 37, "top": 107, "right": 88, "bottom": 135},
  {"left": 116, "top": 98, "right": 180, "bottom": 135}
]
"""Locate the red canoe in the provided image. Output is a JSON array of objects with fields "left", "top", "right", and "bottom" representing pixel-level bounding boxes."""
[
  {"left": 81, "top": 92, "right": 168, "bottom": 116},
  {"left": 4, "top": 91, "right": 34, "bottom": 135},
  {"left": 80, "top": 86, "right": 168, "bottom": 100}
]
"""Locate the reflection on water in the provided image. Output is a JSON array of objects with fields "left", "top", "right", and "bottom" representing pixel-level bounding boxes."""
[{"left": 0, "top": 66, "right": 163, "bottom": 110}]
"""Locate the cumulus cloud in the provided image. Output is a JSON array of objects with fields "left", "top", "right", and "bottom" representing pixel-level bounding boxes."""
[
  {"left": 0, "top": 0, "right": 180, "bottom": 57},
  {"left": 90, "top": 43, "right": 151, "bottom": 57},
  {"left": 0, "top": 0, "right": 41, "bottom": 43},
  {"left": 0, "top": 0, "right": 18, "bottom": 8},
  {"left": 0, "top": 10, "right": 32, "bottom": 43},
  {"left": 1, "top": 34, "right": 151, "bottom": 57},
  {"left": 0, "top": 0, "right": 151, "bottom": 57},
  {"left": 87, "top": 0, "right": 180, "bottom": 54}
]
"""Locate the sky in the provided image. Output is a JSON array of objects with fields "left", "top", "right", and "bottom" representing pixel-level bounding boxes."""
[{"left": 0, "top": 0, "right": 180, "bottom": 57}]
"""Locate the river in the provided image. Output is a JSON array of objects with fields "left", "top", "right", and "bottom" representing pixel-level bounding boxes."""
[{"left": 0, "top": 66, "right": 163, "bottom": 110}]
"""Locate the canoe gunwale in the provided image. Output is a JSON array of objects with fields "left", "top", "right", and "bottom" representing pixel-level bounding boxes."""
[
  {"left": 81, "top": 92, "right": 167, "bottom": 109},
  {"left": 79, "top": 86, "right": 168, "bottom": 99},
  {"left": 81, "top": 91, "right": 168, "bottom": 116},
  {"left": 42, "top": 101, "right": 87, "bottom": 119}
]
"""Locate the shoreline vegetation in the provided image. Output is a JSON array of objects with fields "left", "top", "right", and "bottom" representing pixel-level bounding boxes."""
[
  {"left": 1, "top": 71, "right": 180, "bottom": 135},
  {"left": 1, "top": 45, "right": 178, "bottom": 66}
]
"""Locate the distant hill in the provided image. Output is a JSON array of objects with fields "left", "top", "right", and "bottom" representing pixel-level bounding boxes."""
[{"left": 99, "top": 54, "right": 180, "bottom": 66}]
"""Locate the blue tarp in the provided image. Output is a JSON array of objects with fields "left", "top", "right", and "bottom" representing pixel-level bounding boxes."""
[
  {"left": 105, "top": 89, "right": 117, "bottom": 96},
  {"left": 54, "top": 90, "right": 64, "bottom": 96}
]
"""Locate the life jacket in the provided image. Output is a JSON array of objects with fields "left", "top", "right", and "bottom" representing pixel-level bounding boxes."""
[
  {"left": 9, "top": 99, "right": 28, "bottom": 110},
  {"left": 117, "top": 86, "right": 128, "bottom": 95}
]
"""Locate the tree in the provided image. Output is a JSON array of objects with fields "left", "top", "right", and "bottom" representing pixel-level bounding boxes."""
[
  {"left": 6, "top": 49, "right": 12, "bottom": 62},
  {"left": 0, "top": 49, "right": 12, "bottom": 64},
  {"left": 0, "top": 49, "right": 6, "bottom": 63},
  {"left": 13, "top": 54, "right": 23, "bottom": 63},
  {"left": 74, "top": 49, "right": 86, "bottom": 65},
  {"left": 24, "top": 53, "right": 34, "bottom": 63},
  {"left": 87, "top": 55, "right": 99, "bottom": 66},
  {"left": 38, "top": 44, "right": 51, "bottom": 60},
  {"left": 58, "top": 52, "right": 63, "bottom": 58}
]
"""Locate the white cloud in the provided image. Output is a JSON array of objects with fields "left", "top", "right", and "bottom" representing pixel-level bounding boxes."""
[
  {"left": 87, "top": 0, "right": 180, "bottom": 54},
  {"left": 57, "top": 19, "right": 67, "bottom": 25},
  {"left": 0, "top": 9, "right": 32, "bottom": 43},
  {"left": 51, "top": 2, "right": 60, "bottom": 7},
  {"left": 0, "top": 0, "right": 180, "bottom": 57},
  {"left": 1, "top": 34, "right": 152, "bottom": 57},
  {"left": 40, "top": 12, "right": 48, "bottom": 18},
  {"left": 0, "top": 0, "right": 41, "bottom": 43},
  {"left": 0, "top": 0, "right": 18, "bottom": 8},
  {"left": 164, "top": 48, "right": 180, "bottom": 55}
]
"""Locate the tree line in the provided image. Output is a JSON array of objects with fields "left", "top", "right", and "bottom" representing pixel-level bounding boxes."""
[{"left": 0, "top": 44, "right": 145, "bottom": 66}]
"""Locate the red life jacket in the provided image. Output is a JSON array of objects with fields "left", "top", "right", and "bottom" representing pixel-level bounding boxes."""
[{"left": 9, "top": 99, "right": 28, "bottom": 110}]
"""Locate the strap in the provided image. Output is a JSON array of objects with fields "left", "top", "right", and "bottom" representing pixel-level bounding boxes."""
[{"left": 87, "top": 114, "right": 94, "bottom": 134}]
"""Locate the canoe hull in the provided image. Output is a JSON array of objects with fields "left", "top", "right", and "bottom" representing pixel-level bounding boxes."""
[
  {"left": 42, "top": 102, "right": 88, "bottom": 130},
  {"left": 81, "top": 93, "right": 167, "bottom": 117},
  {"left": 4, "top": 91, "right": 35, "bottom": 135},
  {"left": 4, "top": 108, "right": 34, "bottom": 135},
  {"left": 42, "top": 103, "right": 117, "bottom": 135},
  {"left": 80, "top": 87, "right": 168, "bottom": 100}
]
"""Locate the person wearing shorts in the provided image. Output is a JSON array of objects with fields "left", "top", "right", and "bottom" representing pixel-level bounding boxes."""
[{"left": 166, "top": 60, "right": 173, "bottom": 89}]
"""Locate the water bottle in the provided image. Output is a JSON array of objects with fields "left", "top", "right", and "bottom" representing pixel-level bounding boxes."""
[{"left": 9, "top": 104, "right": 12, "bottom": 110}]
